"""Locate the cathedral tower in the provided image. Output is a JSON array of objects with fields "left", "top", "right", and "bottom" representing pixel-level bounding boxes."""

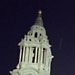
[{"left": 10, "top": 11, "right": 54, "bottom": 75}]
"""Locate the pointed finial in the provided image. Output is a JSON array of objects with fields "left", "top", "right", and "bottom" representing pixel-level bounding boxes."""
[{"left": 34, "top": 10, "right": 43, "bottom": 27}]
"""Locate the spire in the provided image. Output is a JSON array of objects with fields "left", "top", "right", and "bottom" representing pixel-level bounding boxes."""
[{"left": 34, "top": 10, "right": 44, "bottom": 27}]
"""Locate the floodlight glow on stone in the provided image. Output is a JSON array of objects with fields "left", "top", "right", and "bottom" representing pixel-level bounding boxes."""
[{"left": 38, "top": 10, "right": 42, "bottom": 15}]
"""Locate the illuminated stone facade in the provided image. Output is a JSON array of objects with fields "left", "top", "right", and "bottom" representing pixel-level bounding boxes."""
[{"left": 10, "top": 11, "right": 54, "bottom": 75}]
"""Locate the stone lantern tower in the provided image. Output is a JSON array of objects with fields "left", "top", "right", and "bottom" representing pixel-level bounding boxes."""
[{"left": 10, "top": 11, "right": 54, "bottom": 75}]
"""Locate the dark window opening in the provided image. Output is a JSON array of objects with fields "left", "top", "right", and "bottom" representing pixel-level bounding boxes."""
[
  {"left": 42, "top": 48, "right": 46, "bottom": 64},
  {"left": 32, "top": 47, "right": 36, "bottom": 63},
  {"left": 40, "top": 34, "right": 41, "bottom": 36},
  {"left": 21, "top": 46, "right": 23, "bottom": 62},
  {"left": 35, "top": 32, "right": 38, "bottom": 38},
  {"left": 36, "top": 48, "right": 39, "bottom": 63}
]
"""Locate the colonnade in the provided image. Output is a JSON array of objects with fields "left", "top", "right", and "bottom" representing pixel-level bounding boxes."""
[{"left": 19, "top": 45, "right": 47, "bottom": 66}]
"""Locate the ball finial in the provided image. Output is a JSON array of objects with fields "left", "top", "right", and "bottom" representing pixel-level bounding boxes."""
[{"left": 38, "top": 10, "right": 42, "bottom": 15}]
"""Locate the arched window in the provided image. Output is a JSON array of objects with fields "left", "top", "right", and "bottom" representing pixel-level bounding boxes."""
[
  {"left": 35, "top": 32, "right": 38, "bottom": 38},
  {"left": 40, "top": 33, "right": 41, "bottom": 36}
]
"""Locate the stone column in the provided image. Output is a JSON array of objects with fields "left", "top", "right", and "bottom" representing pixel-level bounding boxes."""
[
  {"left": 41, "top": 47, "right": 43, "bottom": 63},
  {"left": 38, "top": 47, "right": 40, "bottom": 63},
  {"left": 36, "top": 47, "right": 39, "bottom": 63},
  {"left": 25, "top": 47, "right": 29, "bottom": 63},
  {"left": 38, "top": 47, "right": 41, "bottom": 73},
  {"left": 22, "top": 46, "right": 25, "bottom": 62},
  {"left": 29, "top": 47, "right": 33, "bottom": 63},
  {"left": 38, "top": 47, "right": 43, "bottom": 73},
  {"left": 19, "top": 45, "right": 22, "bottom": 64},
  {"left": 35, "top": 47, "right": 37, "bottom": 63}
]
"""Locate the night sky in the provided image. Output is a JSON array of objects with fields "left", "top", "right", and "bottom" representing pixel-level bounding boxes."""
[{"left": 0, "top": 0, "right": 75, "bottom": 75}]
